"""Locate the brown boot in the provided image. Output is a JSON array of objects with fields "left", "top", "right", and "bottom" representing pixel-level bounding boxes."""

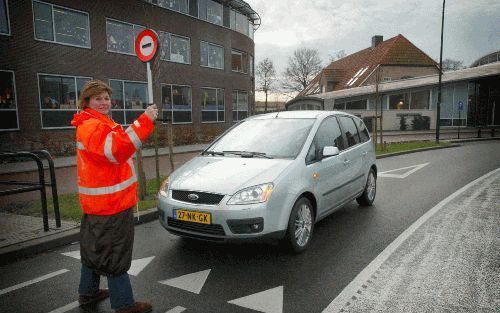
[{"left": 115, "top": 302, "right": 152, "bottom": 313}]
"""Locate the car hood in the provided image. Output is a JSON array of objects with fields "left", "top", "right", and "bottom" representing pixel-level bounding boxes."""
[{"left": 170, "top": 156, "right": 293, "bottom": 195}]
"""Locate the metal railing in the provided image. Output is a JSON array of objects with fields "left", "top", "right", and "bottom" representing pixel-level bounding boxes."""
[{"left": 0, "top": 150, "right": 61, "bottom": 231}]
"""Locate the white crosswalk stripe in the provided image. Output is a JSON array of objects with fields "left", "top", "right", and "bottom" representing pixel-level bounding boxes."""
[{"left": 0, "top": 269, "right": 69, "bottom": 296}]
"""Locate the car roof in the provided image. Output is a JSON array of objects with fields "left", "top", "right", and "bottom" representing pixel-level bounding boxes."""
[{"left": 249, "top": 110, "right": 358, "bottom": 120}]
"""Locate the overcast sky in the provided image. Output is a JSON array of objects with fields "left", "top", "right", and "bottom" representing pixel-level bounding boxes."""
[{"left": 247, "top": 0, "right": 499, "bottom": 100}]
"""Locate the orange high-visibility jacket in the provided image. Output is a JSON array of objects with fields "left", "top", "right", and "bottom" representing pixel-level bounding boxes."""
[{"left": 71, "top": 108, "right": 154, "bottom": 215}]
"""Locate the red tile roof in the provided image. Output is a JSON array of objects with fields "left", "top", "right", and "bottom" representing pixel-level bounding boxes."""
[{"left": 298, "top": 34, "right": 438, "bottom": 96}]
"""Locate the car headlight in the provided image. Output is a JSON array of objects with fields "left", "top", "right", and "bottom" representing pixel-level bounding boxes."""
[
  {"left": 227, "top": 183, "right": 274, "bottom": 205},
  {"left": 159, "top": 178, "right": 169, "bottom": 198}
]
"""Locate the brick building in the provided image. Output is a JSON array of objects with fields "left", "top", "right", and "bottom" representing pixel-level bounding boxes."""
[{"left": 0, "top": 0, "right": 259, "bottom": 154}]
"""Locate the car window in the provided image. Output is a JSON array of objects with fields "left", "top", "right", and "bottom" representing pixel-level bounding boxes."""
[
  {"left": 306, "top": 117, "right": 344, "bottom": 163},
  {"left": 338, "top": 116, "right": 361, "bottom": 147},
  {"left": 355, "top": 118, "right": 370, "bottom": 143}
]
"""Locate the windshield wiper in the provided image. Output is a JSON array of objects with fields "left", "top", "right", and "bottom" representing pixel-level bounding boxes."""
[
  {"left": 222, "top": 150, "right": 273, "bottom": 159},
  {"left": 203, "top": 150, "right": 225, "bottom": 156}
]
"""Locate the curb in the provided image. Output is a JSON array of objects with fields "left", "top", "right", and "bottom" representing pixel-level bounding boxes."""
[
  {"left": 376, "top": 143, "right": 461, "bottom": 159},
  {"left": 0, "top": 208, "right": 158, "bottom": 266}
]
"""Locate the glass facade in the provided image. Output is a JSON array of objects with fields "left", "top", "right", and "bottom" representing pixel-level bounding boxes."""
[
  {"left": 39, "top": 74, "right": 91, "bottom": 128},
  {"left": 33, "top": 1, "right": 90, "bottom": 48}
]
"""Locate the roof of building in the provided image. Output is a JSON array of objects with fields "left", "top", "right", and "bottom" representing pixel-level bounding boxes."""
[
  {"left": 470, "top": 50, "right": 500, "bottom": 67},
  {"left": 298, "top": 34, "right": 438, "bottom": 96},
  {"left": 291, "top": 62, "right": 500, "bottom": 103}
]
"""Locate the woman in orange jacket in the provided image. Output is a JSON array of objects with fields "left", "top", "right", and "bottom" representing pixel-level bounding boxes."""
[{"left": 71, "top": 80, "right": 157, "bottom": 313}]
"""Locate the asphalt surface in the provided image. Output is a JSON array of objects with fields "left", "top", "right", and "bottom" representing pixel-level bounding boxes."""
[{"left": 0, "top": 141, "right": 498, "bottom": 313}]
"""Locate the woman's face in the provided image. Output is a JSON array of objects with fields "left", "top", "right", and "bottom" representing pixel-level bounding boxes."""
[{"left": 88, "top": 91, "right": 111, "bottom": 115}]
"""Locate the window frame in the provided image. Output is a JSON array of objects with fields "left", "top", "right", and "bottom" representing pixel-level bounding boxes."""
[
  {"left": 105, "top": 18, "right": 146, "bottom": 56},
  {"left": 161, "top": 83, "right": 192, "bottom": 125},
  {"left": 200, "top": 40, "right": 225, "bottom": 70},
  {"left": 201, "top": 86, "right": 225, "bottom": 123},
  {"left": 32, "top": 0, "right": 91, "bottom": 49},
  {"left": 0, "top": 69, "right": 19, "bottom": 131},
  {"left": 37, "top": 72, "right": 92, "bottom": 130},
  {"left": 108, "top": 78, "right": 149, "bottom": 126},
  {"left": 305, "top": 116, "right": 345, "bottom": 165},
  {"left": 1, "top": 0, "right": 10, "bottom": 36},
  {"left": 231, "top": 49, "right": 247, "bottom": 73},
  {"left": 337, "top": 115, "right": 362, "bottom": 149},
  {"left": 158, "top": 30, "right": 191, "bottom": 65},
  {"left": 150, "top": 0, "right": 189, "bottom": 15},
  {"left": 232, "top": 90, "right": 248, "bottom": 122}
]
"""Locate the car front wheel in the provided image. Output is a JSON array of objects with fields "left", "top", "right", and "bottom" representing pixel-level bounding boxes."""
[{"left": 285, "top": 197, "right": 314, "bottom": 253}]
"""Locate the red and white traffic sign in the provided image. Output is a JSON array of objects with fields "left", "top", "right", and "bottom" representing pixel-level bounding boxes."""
[{"left": 135, "top": 29, "right": 159, "bottom": 62}]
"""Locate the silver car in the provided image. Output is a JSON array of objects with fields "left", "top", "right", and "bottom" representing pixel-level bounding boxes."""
[{"left": 157, "top": 111, "right": 377, "bottom": 252}]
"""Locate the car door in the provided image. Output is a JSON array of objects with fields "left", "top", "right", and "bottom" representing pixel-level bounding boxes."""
[
  {"left": 305, "top": 117, "right": 351, "bottom": 216},
  {"left": 337, "top": 115, "right": 365, "bottom": 196}
]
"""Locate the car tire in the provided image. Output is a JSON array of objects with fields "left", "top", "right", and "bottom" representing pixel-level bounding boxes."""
[
  {"left": 285, "top": 197, "right": 314, "bottom": 253},
  {"left": 356, "top": 168, "right": 376, "bottom": 206}
]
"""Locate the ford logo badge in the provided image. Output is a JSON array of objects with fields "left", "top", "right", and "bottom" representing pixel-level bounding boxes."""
[{"left": 187, "top": 193, "right": 199, "bottom": 201}]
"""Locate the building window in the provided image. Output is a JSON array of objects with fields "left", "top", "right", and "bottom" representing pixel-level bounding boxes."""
[
  {"left": 232, "top": 90, "right": 248, "bottom": 122},
  {"left": 39, "top": 74, "right": 91, "bottom": 129},
  {"left": 410, "top": 90, "right": 430, "bottom": 110},
  {"left": 335, "top": 99, "right": 367, "bottom": 110},
  {"left": 231, "top": 49, "right": 247, "bottom": 73},
  {"left": 200, "top": 41, "right": 224, "bottom": 69},
  {"left": 151, "top": 0, "right": 188, "bottom": 14},
  {"left": 198, "top": 0, "right": 222, "bottom": 26},
  {"left": 109, "top": 79, "right": 148, "bottom": 125},
  {"left": 389, "top": 93, "right": 409, "bottom": 110},
  {"left": 0, "top": 70, "right": 18, "bottom": 130},
  {"left": 106, "top": 19, "right": 145, "bottom": 55},
  {"left": 1, "top": 0, "right": 10, "bottom": 36},
  {"left": 159, "top": 31, "right": 191, "bottom": 64},
  {"left": 201, "top": 87, "right": 224, "bottom": 122},
  {"left": 235, "top": 11, "right": 248, "bottom": 35},
  {"left": 162, "top": 84, "right": 192, "bottom": 124},
  {"left": 33, "top": 1, "right": 90, "bottom": 48},
  {"left": 249, "top": 55, "right": 254, "bottom": 77}
]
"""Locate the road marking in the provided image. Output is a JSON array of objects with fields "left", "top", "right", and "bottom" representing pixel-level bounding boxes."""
[
  {"left": 0, "top": 269, "right": 69, "bottom": 296},
  {"left": 61, "top": 251, "right": 154, "bottom": 276},
  {"left": 128, "top": 256, "right": 155, "bottom": 276},
  {"left": 378, "top": 162, "right": 429, "bottom": 179},
  {"left": 47, "top": 301, "right": 79, "bottom": 313},
  {"left": 322, "top": 167, "right": 500, "bottom": 313},
  {"left": 165, "top": 306, "right": 186, "bottom": 313},
  {"left": 158, "top": 269, "right": 211, "bottom": 294},
  {"left": 228, "top": 286, "right": 283, "bottom": 313}
]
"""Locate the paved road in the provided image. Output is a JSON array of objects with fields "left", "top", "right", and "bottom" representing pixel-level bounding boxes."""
[{"left": 0, "top": 141, "right": 498, "bottom": 313}]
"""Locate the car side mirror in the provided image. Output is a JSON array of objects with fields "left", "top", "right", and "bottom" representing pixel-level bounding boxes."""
[{"left": 322, "top": 146, "right": 340, "bottom": 159}]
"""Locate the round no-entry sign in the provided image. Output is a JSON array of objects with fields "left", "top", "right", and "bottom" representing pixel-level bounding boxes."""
[{"left": 135, "top": 29, "right": 159, "bottom": 62}]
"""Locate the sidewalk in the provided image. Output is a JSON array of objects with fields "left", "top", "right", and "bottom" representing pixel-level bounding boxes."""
[{"left": 323, "top": 168, "right": 500, "bottom": 313}]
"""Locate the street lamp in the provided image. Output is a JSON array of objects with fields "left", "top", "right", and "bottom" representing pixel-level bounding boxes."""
[{"left": 436, "top": 0, "right": 446, "bottom": 143}]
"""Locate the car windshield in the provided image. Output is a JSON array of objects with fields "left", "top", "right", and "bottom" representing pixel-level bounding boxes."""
[{"left": 206, "top": 118, "right": 315, "bottom": 159}]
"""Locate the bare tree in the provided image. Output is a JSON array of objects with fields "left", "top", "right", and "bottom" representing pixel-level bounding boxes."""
[
  {"left": 442, "top": 58, "right": 464, "bottom": 71},
  {"left": 283, "top": 48, "right": 323, "bottom": 92},
  {"left": 328, "top": 50, "right": 347, "bottom": 63},
  {"left": 256, "top": 58, "right": 277, "bottom": 113}
]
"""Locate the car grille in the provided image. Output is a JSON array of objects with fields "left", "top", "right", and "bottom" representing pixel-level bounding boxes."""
[
  {"left": 167, "top": 217, "right": 226, "bottom": 236},
  {"left": 171, "top": 190, "right": 225, "bottom": 205}
]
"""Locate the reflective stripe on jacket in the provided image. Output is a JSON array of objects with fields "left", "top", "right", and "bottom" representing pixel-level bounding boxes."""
[{"left": 71, "top": 108, "right": 154, "bottom": 215}]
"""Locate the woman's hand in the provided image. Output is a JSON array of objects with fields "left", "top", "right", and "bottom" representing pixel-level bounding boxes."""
[{"left": 145, "top": 104, "right": 158, "bottom": 122}]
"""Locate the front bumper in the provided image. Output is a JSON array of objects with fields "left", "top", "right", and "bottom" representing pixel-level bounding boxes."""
[{"left": 157, "top": 193, "right": 286, "bottom": 242}]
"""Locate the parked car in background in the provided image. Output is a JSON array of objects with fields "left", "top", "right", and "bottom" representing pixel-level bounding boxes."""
[{"left": 157, "top": 111, "right": 377, "bottom": 252}]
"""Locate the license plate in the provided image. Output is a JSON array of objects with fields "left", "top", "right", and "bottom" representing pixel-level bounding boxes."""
[{"left": 174, "top": 209, "right": 211, "bottom": 224}]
